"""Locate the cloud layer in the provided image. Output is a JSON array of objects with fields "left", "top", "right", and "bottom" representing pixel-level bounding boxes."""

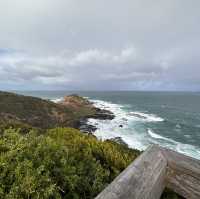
[{"left": 0, "top": 0, "right": 200, "bottom": 90}]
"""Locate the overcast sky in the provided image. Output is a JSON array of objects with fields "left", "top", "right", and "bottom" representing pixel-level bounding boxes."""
[{"left": 0, "top": 0, "right": 200, "bottom": 91}]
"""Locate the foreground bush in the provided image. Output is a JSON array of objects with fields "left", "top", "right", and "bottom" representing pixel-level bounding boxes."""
[
  {"left": 0, "top": 127, "right": 140, "bottom": 198},
  {"left": 0, "top": 127, "right": 183, "bottom": 198}
]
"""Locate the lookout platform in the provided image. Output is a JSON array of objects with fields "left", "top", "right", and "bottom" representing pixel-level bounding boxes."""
[{"left": 95, "top": 145, "right": 200, "bottom": 199}]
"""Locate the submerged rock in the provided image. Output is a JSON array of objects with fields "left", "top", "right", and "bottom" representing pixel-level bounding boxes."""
[
  {"left": 79, "top": 123, "right": 97, "bottom": 133},
  {"left": 76, "top": 118, "right": 97, "bottom": 133},
  {"left": 88, "top": 108, "right": 115, "bottom": 120}
]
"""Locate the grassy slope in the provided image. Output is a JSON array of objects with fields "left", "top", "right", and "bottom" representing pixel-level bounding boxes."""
[{"left": 0, "top": 91, "right": 95, "bottom": 129}]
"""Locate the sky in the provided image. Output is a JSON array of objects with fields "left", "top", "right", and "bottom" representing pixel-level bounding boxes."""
[{"left": 0, "top": 0, "right": 200, "bottom": 91}]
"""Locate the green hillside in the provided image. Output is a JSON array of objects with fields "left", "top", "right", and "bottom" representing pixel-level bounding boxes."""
[{"left": 0, "top": 91, "right": 95, "bottom": 129}]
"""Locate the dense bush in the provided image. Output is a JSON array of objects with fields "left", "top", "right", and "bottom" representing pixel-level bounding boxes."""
[
  {"left": 0, "top": 121, "right": 42, "bottom": 135},
  {"left": 0, "top": 127, "right": 140, "bottom": 198},
  {"left": 0, "top": 127, "right": 183, "bottom": 199}
]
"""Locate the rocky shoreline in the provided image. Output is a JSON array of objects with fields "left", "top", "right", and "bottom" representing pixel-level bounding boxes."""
[
  {"left": 77, "top": 109, "right": 128, "bottom": 147},
  {"left": 59, "top": 94, "right": 115, "bottom": 133},
  {"left": 63, "top": 96, "right": 128, "bottom": 147},
  {"left": 75, "top": 106, "right": 115, "bottom": 133}
]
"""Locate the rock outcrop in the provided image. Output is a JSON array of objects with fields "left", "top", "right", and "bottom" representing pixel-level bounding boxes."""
[{"left": 59, "top": 94, "right": 115, "bottom": 132}]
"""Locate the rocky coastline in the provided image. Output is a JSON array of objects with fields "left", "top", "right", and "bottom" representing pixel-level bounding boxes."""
[
  {"left": 59, "top": 94, "right": 115, "bottom": 133},
  {"left": 78, "top": 108, "right": 115, "bottom": 132},
  {"left": 59, "top": 95, "right": 129, "bottom": 147},
  {"left": 0, "top": 91, "right": 126, "bottom": 147}
]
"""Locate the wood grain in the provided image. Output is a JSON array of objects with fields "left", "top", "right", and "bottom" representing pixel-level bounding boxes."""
[
  {"left": 95, "top": 145, "right": 200, "bottom": 199},
  {"left": 161, "top": 147, "right": 200, "bottom": 199},
  {"left": 95, "top": 145, "right": 167, "bottom": 199}
]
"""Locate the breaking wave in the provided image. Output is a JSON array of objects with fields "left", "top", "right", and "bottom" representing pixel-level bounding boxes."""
[
  {"left": 51, "top": 97, "right": 200, "bottom": 160},
  {"left": 51, "top": 98, "right": 63, "bottom": 103},
  {"left": 129, "top": 111, "right": 164, "bottom": 122},
  {"left": 147, "top": 129, "right": 172, "bottom": 142},
  {"left": 87, "top": 99, "right": 200, "bottom": 160}
]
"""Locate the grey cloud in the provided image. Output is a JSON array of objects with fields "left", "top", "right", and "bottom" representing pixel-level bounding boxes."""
[
  {"left": 0, "top": 0, "right": 200, "bottom": 90},
  {"left": 0, "top": 46, "right": 171, "bottom": 90}
]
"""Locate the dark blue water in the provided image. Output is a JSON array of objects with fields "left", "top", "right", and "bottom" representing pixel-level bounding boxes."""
[{"left": 16, "top": 91, "right": 200, "bottom": 159}]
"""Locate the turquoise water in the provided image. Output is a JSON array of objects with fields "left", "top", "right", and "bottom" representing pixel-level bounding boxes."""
[{"left": 17, "top": 91, "right": 200, "bottom": 159}]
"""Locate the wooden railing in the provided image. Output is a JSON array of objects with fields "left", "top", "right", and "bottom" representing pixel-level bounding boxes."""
[{"left": 95, "top": 145, "right": 200, "bottom": 199}]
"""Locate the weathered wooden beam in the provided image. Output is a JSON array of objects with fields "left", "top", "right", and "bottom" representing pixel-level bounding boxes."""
[
  {"left": 95, "top": 145, "right": 200, "bottom": 199},
  {"left": 161, "top": 147, "right": 200, "bottom": 199},
  {"left": 95, "top": 145, "right": 167, "bottom": 199}
]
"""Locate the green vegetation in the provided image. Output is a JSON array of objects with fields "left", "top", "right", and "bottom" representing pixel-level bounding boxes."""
[
  {"left": 0, "top": 92, "right": 96, "bottom": 129},
  {"left": 0, "top": 92, "right": 183, "bottom": 198},
  {"left": 0, "top": 127, "right": 183, "bottom": 199},
  {"left": 0, "top": 127, "right": 140, "bottom": 199}
]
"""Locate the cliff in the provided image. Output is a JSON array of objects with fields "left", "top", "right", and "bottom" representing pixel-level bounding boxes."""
[{"left": 0, "top": 92, "right": 113, "bottom": 131}]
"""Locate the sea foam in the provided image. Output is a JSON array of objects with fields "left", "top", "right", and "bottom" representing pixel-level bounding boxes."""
[
  {"left": 88, "top": 98, "right": 200, "bottom": 160},
  {"left": 148, "top": 129, "right": 168, "bottom": 140},
  {"left": 51, "top": 98, "right": 63, "bottom": 103},
  {"left": 52, "top": 97, "right": 200, "bottom": 160},
  {"left": 129, "top": 111, "right": 164, "bottom": 122}
]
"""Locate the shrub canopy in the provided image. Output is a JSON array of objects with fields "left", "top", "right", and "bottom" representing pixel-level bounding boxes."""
[
  {"left": 0, "top": 127, "right": 139, "bottom": 199},
  {"left": 0, "top": 127, "right": 183, "bottom": 199}
]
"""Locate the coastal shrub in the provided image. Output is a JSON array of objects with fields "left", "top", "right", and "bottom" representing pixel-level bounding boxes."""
[
  {"left": 0, "top": 121, "right": 43, "bottom": 135},
  {"left": 0, "top": 127, "right": 183, "bottom": 199},
  {"left": 0, "top": 127, "right": 139, "bottom": 199}
]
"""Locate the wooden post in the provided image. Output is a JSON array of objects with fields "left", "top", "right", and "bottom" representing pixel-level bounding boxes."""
[
  {"left": 95, "top": 145, "right": 167, "bottom": 199},
  {"left": 95, "top": 145, "right": 200, "bottom": 199},
  {"left": 162, "top": 147, "right": 200, "bottom": 199}
]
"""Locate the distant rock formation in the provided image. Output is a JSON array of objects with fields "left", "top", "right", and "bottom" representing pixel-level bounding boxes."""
[{"left": 59, "top": 95, "right": 114, "bottom": 132}]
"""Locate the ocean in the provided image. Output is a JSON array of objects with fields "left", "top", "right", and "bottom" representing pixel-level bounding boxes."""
[{"left": 17, "top": 91, "right": 200, "bottom": 159}]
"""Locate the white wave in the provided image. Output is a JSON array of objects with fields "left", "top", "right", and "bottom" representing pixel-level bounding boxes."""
[
  {"left": 88, "top": 99, "right": 148, "bottom": 150},
  {"left": 90, "top": 100, "right": 164, "bottom": 123},
  {"left": 184, "top": 134, "right": 191, "bottom": 138},
  {"left": 89, "top": 118, "right": 148, "bottom": 151},
  {"left": 130, "top": 111, "right": 164, "bottom": 122},
  {"left": 196, "top": 124, "right": 200, "bottom": 128},
  {"left": 175, "top": 123, "right": 181, "bottom": 129},
  {"left": 176, "top": 143, "right": 200, "bottom": 158},
  {"left": 87, "top": 98, "right": 200, "bottom": 160},
  {"left": 147, "top": 129, "right": 176, "bottom": 143},
  {"left": 51, "top": 98, "right": 63, "bottom": 103},
  {"left": 51, "top": 96, "right": 89, "bottom": 103},
  {"left": 148, "top": 129, "right": 200, "bottom": 159}
]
